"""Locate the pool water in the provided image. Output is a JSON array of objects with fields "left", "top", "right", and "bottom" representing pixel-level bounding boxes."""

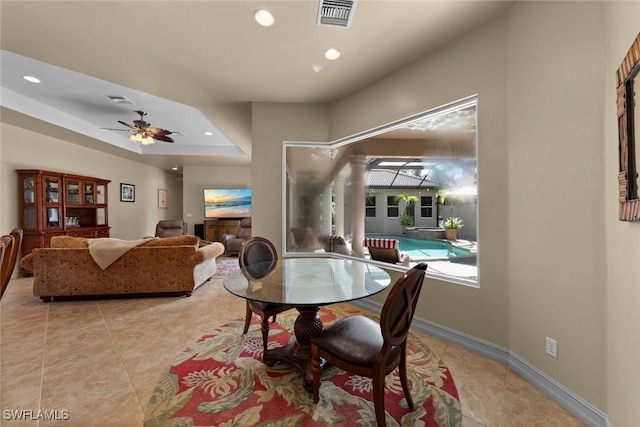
[{"left": 365, "top": 234, "right": 471, "bottom": 260}]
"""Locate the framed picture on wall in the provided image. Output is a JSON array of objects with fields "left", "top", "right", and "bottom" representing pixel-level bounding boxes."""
[
  {"left": 158, "top": 189, "right": 168, "bottom": 208},
  {"left": 120, "top": 183, "right": 135, "bottom": 202}
]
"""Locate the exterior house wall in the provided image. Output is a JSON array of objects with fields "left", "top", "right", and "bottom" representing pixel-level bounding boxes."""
[{"left": 364, "top": 190, "right": 439, "bottom": 235}]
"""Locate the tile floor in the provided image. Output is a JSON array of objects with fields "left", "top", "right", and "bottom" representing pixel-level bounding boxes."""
[{"left": 1, "top": 260, "right": 584, "bottom": 427}]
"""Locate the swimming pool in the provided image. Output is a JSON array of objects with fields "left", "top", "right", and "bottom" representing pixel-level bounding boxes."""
[{"left": 365, "top": 234, "right": 471, "bottom": 260}]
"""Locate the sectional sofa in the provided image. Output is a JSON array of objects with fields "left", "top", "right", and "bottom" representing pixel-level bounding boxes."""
[{"left": 20, "top": 235, "right": 225, "bottom": 301}]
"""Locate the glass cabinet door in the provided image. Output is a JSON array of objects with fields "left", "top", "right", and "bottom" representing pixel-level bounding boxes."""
[
  {"left": 23, "top": 176, "right": 35, "bottom": 204},
  {"left": 96, "top": 208, "right": 106, "bottom": 226},
  {"left": 45, "top": 177, "right": 60, "bottom": 203},
  {"left": 46, "top": 207, "right": 61, "bottom": 229},
  {"left": 24, "top": 207, "right": 36, "bottom": 230},
  {"left": 96, "top": 184, "right": 105, "bottom": 204},
  {"left": 66, "top": 180, "right": 80, "bottom": 204},
  {"left": 83, "top": 182, "right": 95, "bottom": 204}
]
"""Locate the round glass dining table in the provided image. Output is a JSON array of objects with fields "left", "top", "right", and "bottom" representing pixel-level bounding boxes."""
[{"left": 223, "top": 256, "right": 391, "bottom": 390}]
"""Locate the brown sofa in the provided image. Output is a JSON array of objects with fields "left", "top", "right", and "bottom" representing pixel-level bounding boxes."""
[{"left": 20, "top": 235, "right": 225, "bottom": 301}]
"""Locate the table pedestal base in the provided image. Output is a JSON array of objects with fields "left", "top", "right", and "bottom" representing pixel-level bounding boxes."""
[{"left": 263, "top": 305, "right": 323, "bottom": 391}]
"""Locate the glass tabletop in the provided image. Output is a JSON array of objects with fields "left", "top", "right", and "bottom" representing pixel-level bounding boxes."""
[{"left": 223, "top": 257, "right": 391, "bottom": 306}]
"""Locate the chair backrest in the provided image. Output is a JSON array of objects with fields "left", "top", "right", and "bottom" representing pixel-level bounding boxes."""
[
  {"left": 239, "top": 237, "right": 278, "bottom": 279},
  {"left": 1, "top": 228, "right": 23, "bottom": 292},
  {"left": 155, "top": 220, "right": 187, "bottom": 238},
  {"left": 380, "top": 263, "right": 428, "bottom": 347},
  {"left": 0, "top": 235, "right": 13, "bottom": 298},
  {"left": 364, "top": 238, "right": 402, "bottom": 263}
]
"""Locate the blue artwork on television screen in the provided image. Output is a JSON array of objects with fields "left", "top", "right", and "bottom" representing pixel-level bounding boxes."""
[{"left": 204, "top": 188, "right": 252, "bottom": 218}]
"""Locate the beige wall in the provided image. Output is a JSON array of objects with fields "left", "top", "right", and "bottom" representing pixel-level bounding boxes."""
[
  {"left": 251, "top": 103, "right": 330, "bottom": 249},
  {"left": 507, "top": 1, "right": 605, "bottom": 407},
  {"left": 605, "top": 2, "right": 640, "bottom": 426},
  {"left": 0, "top": 123, "right": 182, "bottom": 240}
]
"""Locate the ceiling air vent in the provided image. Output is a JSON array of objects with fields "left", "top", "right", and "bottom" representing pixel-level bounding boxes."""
[
  {"left": 317, "top": 0, "right": 356, "bottom": 28},
  {"left": 107, "top": 95, "right": 134, "bottom": 105}
]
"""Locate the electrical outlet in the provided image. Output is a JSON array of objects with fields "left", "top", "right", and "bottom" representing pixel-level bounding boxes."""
[{"left": 546, "top": 337, "right": 558, "bottom": 358}]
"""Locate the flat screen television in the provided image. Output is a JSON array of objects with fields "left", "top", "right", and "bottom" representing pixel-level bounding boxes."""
[{"left": 204, "top": 188, "right": 252, "bottom": 218}]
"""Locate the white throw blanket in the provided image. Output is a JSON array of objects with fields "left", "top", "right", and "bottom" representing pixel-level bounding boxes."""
[{"left": 87, "top": 237, "right": 158, "bottom": 270}]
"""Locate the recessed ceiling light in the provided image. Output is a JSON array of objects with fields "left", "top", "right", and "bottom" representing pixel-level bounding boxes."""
[
  {"left": 22, "top": 75, "right": 41, "bottom": 83},
  {"left": 254, "top": 9, "right": 275, "bottom": 27},
  {"left": 324, "top": 48, "right": 341, "bottom": 61},
  {"left": 171, "top": 166, "right": 179, "bottom": 171},
  {"left": 205, "top": 131, "right": 213, "bottom": 136}
]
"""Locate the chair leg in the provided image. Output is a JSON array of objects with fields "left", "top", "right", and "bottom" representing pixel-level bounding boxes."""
[
  {"left": 271, "top": 314, "right": 277, "bottom": 322},
  {"left": 261, "top": 314, "right": 270, "bottom": 354},
  {"left": 311, "top": 346, "right": 321, "bottom": 403},
  {"left": 399, "top": 347, "right": 414, "bottom": 408},
  {"left": 373, "top": 370, "right": 387, "bottom": 427},
  {"left": 242, "top": 302, "right": 252, "bottom": 334}
]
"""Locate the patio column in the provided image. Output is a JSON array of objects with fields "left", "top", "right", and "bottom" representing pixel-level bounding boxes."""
[
  {"left": 350, "top": 154, "right": 366, "bottom": 258},
  {"left": 334, "top": 174, "right": 345, "bottom": 238}
]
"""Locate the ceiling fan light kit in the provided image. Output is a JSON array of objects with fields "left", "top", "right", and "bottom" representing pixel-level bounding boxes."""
[{"left": 129, "top": 133, "right": 155, "bottom": 145}]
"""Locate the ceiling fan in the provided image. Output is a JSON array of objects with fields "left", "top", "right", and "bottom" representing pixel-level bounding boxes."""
[{"left": 102, "top": 111, "right": 178, "bottom": 145}]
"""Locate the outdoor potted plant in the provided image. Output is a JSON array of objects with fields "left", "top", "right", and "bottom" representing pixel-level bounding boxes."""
[
  {"left": 399, "top": 214, "right": 414, "bottom": 234},
  {"left": 443, "top": 216, "right": 463, "bottom": 241},
  {"left": 394, "top": 194, "right": 418, "bottom": 234}
]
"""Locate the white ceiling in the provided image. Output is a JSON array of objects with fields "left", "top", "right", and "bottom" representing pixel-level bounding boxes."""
[{"left": 0, "top": 1, "right": 513, "bottom": 172}]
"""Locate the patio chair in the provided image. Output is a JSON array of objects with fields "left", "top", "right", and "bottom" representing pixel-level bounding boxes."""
[{"left": 363, "top": 238, "right": 410, "bottom": 267}]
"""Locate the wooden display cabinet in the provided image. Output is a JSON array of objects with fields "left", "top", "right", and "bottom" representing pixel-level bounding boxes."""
[{"left": 17, "top": 169, "right": 111, "bottom": 275}]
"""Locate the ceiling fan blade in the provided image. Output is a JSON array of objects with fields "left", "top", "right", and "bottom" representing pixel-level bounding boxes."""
[
  {"left": 118, "top": 120, "right": 138, "bottom": 130},
  {"left": 146, "top": 126, "right": 171, "bottom": 136},
  {"left": 100, "top": 127, "right": 133, "bottom": 132},
  {"left": 153, "top": 134, "right": 175, "bottom": 143}
]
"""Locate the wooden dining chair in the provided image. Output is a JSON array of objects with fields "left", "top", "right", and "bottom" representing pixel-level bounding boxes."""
[
  {"left": 311, "top": 263, "right": 428, "bottom": 427},
  {"left": 0, "top": 228, "right": 23, "bottom": 299},
  {"left": 239, "top": 237, "right": 294, "bottom": 355},
  {"left": 0, "top": 234, "right": 13, "bottom": 299}
]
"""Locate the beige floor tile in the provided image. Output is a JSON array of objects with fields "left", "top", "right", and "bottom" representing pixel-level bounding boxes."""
[
  {"left": 462, "top": 414, "right": 488, "bottom": 426},
  {"left": 499, "top": 369, "right": 585, "bottom": 427},
  {"left": 0, "top": 375, "right": 42, "bottom": 417},
  {"left": 44, "top": 301, "right": 105, "bottom": 339},
  {"left": 40, "top": 357, "right": 141, "bottom": 426},
  {"left": 442, "top": 344, "right": 506, "bottom": 426}
]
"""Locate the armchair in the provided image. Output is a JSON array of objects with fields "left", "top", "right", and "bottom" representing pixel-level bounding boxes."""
[
  {"left": 155, "top": 220, "right": 187, "bottom": 238},
  {"left": 223, "top": 217, "right": 251, "bottom": 256}
]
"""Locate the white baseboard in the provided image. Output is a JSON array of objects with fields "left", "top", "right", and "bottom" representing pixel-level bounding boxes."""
[{"left": 353, "top": 299, "right": 610, "bottom": 427}]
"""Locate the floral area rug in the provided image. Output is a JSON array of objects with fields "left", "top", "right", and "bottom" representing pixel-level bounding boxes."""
[
  {"left": 144, "top": 306, "right": 461, "bottom": 427},
  {"left": 211, "top": 257, "right": 240, "bottom": 279}
]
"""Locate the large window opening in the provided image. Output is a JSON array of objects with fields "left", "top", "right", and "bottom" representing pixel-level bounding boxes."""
[{"left": 284, "top": 96, "right": 478, "bottom": 286}]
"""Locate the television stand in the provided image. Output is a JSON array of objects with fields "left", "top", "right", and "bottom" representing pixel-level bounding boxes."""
[{"left": 204, "top": 218, "right": 243, "bottom": 242}]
